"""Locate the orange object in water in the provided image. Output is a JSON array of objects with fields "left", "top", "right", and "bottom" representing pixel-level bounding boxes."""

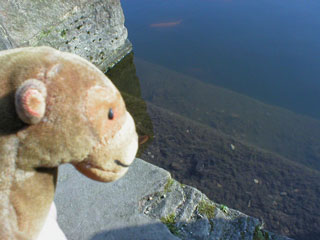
[{"left": 150, "top": 19, "right": 182, "bottom": 28}]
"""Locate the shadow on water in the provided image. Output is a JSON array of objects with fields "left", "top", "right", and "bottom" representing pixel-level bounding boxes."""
[
  {"left": 106, "top": 52, "right": 154, "bottom": 155},
  {"left": 106, "top": 53, "right": 320, "bottom": 240}
]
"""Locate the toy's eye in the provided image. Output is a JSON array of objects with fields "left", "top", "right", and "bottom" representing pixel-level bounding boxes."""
[{"left": 108, "top": 108, "right": 114, "bottom": 120}]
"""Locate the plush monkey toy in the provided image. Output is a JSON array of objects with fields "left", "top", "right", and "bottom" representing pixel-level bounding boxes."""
[{"left": 0, "top": 47, "right": 138, "bottom": 239}]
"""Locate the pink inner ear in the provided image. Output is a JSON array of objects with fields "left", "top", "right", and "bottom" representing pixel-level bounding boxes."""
[{"left": 22, "top": 89, "right": 44, "bottom": 117}]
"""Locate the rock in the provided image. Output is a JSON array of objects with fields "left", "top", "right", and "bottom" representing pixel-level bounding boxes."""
[
  {"left": 55, "top": 158, "right": 294, "bottom": 240},
  {"left": 55, "top": 158, "right": 179, "bottom": 240},
  {"left": 0, "top": 0, "right": 131, "bottom": 71}
]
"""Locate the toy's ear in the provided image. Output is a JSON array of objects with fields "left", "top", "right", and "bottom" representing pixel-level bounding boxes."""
[{"left": 15, "top": 79, "right": 47, "bottom": 125}]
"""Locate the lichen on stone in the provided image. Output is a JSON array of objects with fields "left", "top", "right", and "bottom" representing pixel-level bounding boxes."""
[
  {"left": 254, "top": 225, "right": 270, "bottom": 240},
  {"left": 163, "top": 177, "right": 174, "bottom": 193},
  {"left": 160, "top": 213, "right": 180, "bottom": 236},
  {"left": 197, "top": 199, "right": 216, "bottom": 219}
]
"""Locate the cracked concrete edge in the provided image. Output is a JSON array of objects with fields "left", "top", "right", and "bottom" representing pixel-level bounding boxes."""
[
  {"left": 139, "top": 174, "right": 294, "bottom": 240},
  {"left": 55, "top": 156, "right": 293, "bottom": 240}
]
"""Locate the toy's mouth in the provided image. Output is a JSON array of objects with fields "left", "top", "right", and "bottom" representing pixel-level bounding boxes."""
[
  {"left": 114, "top": 159, "right": 131, "bottom": 167},
  {"left": 73, "top": 160, "right": 132, "bottom": 182}
]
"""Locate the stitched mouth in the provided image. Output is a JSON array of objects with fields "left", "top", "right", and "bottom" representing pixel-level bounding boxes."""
[
  {"left": 114, "top": 159, "right": 131, "bottom": 168},
  {"left": 74, "top": 161, "right": 125, "bottom": 182},
  {"left": 76, "top": 159, "right": 131, "bottom": 174},
  {"left": 74, "top": 161, "right": 116, "bottom": 173}
]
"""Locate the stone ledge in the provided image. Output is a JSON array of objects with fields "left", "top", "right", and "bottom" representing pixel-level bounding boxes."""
[
  {"left": 0, "top": 0, "right": 131, "bottom": 72},
  {"left": 55, "top": 158, "right": 293, "bottom": 240}
]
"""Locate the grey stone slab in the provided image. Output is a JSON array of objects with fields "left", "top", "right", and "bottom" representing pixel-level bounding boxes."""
[
  {"left": 54, "top": 158, "right": 179, "bottom": 240},
  {"left": 0, "top": 23, "right": 14, "bottom": 50},
  {"left": 55, "top": 157, "right": 293, "bottom": 240},
  {"left": 182, "top": 219, "right": 211, "bottom": 240},
  {"left": 176, "top": 186, "right": 203, "bottom": 222},
  {"left": 143, "top": 180, "right": 185, "bottom": 220}
]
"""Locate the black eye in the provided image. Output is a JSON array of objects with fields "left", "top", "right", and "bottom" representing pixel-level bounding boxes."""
[{"left": 108, "top": 108, "right": 114, "bottom": 120}]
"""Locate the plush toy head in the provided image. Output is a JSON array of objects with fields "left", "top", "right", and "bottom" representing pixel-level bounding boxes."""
[{"left": 0, "top": 47, "right": 138, "bottom": 239}]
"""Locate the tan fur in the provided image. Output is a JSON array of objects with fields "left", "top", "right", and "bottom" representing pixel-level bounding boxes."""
[{"left": 0, "top": 47, "right": 138, "bottom": 239}]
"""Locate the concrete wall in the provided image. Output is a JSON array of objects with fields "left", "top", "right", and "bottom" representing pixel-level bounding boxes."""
[{"left": 0, "top": 0, "right": 131, "bottom": 72}]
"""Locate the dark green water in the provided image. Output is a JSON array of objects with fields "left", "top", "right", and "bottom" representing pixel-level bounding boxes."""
[
  {"left": 122, "top": 0, "right": 320, "bottom": 120},
  {"left": 116, "top": 1, "right": 320, "bottom": 239}
]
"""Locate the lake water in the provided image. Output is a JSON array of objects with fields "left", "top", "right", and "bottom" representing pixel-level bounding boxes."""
[{"left": 110, "top": 1, "right": 320, "bottom": 239}]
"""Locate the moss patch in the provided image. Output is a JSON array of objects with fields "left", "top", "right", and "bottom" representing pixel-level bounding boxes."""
[
  {"left": 38, "top": 26, "right": 55, "bottom": 40},
  {"left": 164, "top": 178, "right": 174, "bottom": 193},
  {"left": 60, "top": 29, "right": 67, "bottom": 37},
  {"left": 220, "top": 204, "right": 229, "bottom": 214},
  {"left": 160, "top": 213, "right": 179, "bottom": 236},
  {"left": 198, "top": 200, "right": 216, "bottom": 219},
  {"left": 253, "top": 226, "right": 270, "bottom": 240}
]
